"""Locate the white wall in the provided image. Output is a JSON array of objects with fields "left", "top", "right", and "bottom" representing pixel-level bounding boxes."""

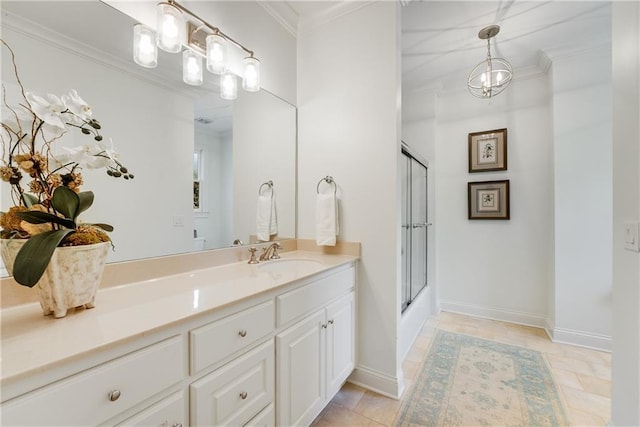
[
  {"left": 1, "top": 19, "right": 195, "bottom": 264},
  {"left": 233, "top": 89, "right": 297, "bottom": 244},
  {"left": 611, "top": 1, "right": 640, "bottom": 424},
  {"left": 297, "top": 2, "right": 403, "bottom": 397},
  {"left": 434, "top": 75, "right": 554, "bottom": 327},
  {"left": 551, "top": 46, "right": 613, "bottom": 349}
]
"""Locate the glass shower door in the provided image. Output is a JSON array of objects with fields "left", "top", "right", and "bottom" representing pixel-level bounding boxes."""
[{"left": 401, "top": 147, "right": 428, "bottom": 313}]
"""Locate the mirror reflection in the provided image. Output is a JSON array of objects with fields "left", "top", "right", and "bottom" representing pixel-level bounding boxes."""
[{"left": 0, "top": 1, "right": 296, "bottom": 276}]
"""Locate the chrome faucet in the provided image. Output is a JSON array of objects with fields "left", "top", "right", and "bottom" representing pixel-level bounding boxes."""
[{"left": 259, "top": 242, "right": 281, "bottom": 261}]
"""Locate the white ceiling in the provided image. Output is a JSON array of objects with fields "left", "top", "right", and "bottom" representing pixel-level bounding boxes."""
[{"left": 281, "top": 0, "right": 612, "bottom": 93}]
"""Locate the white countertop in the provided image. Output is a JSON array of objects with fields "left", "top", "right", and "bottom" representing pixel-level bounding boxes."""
[{"left": 0, "top": 251, "right": 357, "bottom": 389}]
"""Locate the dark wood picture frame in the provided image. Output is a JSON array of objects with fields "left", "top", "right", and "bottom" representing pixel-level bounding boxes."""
[
  {"left": 468, "top": 128, "right": 507, "bottom": 173},
  {"left": 468, "top": 180, "right": 510, "bottom": 220}
]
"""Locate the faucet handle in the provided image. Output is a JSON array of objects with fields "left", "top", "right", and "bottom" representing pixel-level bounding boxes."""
[
  {"left": 247, "top": 247, "right": 259, "bottom": 264},
  {"left": 270, "top": 242, "right": 281, "bottom": 259}
]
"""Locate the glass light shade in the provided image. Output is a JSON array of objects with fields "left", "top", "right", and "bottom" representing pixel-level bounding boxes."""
[
  {"left": 183, "top": 49, "right": 203, "bottom": 86},
  {"left": 156, "top": 2, "right": 184, "bottom": 53},
  {"left": 133, "top": 24, "right": 157, "bottom": 68},
  {"left": 206, "top": 34, "right": 226, "bottom": 74},
  {"left": 242, "top": 57, "right": 260, "bottom": 92},
  {"left": 220, "top": 70, "right": 237, "bottom": 100}
]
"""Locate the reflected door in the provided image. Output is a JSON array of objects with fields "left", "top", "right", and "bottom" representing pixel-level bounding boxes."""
[{"left": 401, "top": 147, "right": 428, "bottom": 312}]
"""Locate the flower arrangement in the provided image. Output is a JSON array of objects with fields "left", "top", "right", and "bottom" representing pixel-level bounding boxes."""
[{"left": 0, "top": 40, "right": 133, "bottom": 288}]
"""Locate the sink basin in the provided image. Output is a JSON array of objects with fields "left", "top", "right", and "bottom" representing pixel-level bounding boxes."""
[{"left": 258, "top": 258, "right": 323, "bottom": 273}]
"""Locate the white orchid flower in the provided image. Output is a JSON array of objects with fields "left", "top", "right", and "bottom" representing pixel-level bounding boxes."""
[
  {"left": 56, "top": 143, "right": 112, "bottom": 169},
  {"left": 62, "top": 89, "right": 92, "bottom": 122},
  {"left": 96, "top": 138, "right": 120, "bottom": 162},
  {"left": 25, "top": 92, "right": 66, "bottom": 131}
]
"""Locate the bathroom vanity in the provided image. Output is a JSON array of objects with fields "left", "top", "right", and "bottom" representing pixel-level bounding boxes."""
[{"left": 0, "top": 250, "right": 358, "bottom": 426}]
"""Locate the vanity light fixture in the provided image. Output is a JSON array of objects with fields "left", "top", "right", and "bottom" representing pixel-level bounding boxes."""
[
  {"left": 220, "top": 69, "right": 238, "bottom": 100},
  {"left": 132, "top": 0, "right": 261, "bottom": 98},
  {"left": 467, "top": 25, "right": 513, "bottom": 99},
  {"left": 182, "top": 48, "right": 203, "bottom": 85},
  {"left": 133, "top": 24, "right": 158, "bottom": 68}
]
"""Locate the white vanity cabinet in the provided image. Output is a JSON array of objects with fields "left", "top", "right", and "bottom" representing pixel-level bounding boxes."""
[
  {"left": 0, "top": 257, "right": 357, "bottom": 427},
  {"left": 276, "top": 269, "right": 356, "bottom": 426}
]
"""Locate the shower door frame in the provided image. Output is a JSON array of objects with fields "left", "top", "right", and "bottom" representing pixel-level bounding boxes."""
[{"left": 401, "top": 143, "right": 429, "bottom": 313}]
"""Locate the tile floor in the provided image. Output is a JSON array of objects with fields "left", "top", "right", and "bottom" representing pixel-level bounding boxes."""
[{"left": 311, "top": 311, "right": 611, "bottom": 426}]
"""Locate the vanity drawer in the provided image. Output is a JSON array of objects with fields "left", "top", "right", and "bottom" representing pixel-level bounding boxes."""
[
  {"left": 190, "top": 300, "right": 275, "bottom": 374},
  {"left": 1, "top": 336, "right": 184, "bottom": 426},
  {"left": 190, "top": 340, "right": 274, "bottom": 427},
  {"left": 277, "top": 266, "right": 355, "bottom": 327}
]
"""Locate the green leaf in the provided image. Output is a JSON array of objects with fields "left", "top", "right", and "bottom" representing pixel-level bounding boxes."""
[
  {"left": 21, "top": 193, "right": 38, "bottom": 207},
  {"left": 15, "top": 211, "right": 76, "bottom": 229},
  {"left": 51, "top": 186, "right": 79, "bottom": 220},
  {"left": 91, "top": 223, "right": 114, "bottom": 232},
  {"left": 13, "top": 229, "right": 73, "bottom": 287},
  {"left": 77, "top": 191, "right": 94, "bottom": 218}
]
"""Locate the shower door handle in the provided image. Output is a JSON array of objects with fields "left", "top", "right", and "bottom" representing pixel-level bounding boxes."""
[{"left": 412, "top": 223, "right": 430, "bottom": 228}]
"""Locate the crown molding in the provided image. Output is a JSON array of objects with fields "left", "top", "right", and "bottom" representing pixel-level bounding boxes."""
[
  {"left": 257, "top": 1, "right": 377, "bottom": 38},
  {"left": 296, "top": 1, "right": 377, "bottom": 37},
  {"left": 257, "top": 1, "right": 298, "bottom": 37},
  {"left": 542, "top": 40, "right": 611, "bottom": 63}
]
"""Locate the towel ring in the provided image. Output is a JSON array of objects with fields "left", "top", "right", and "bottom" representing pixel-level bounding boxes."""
[
  {"left": 259, "top": 180, "right": 274, "bottom": 196},
  {"left": 316, "top": 176, "right": 337, "bottom": 195}
]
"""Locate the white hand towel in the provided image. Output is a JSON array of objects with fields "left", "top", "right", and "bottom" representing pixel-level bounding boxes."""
[
  {"left": 256, "top": 192, "right": 278, "bottom": 242},
  {"left": 269, "top": 192, "right": 278, "bottom": 236},
  {"left": 316, "top": 192, "right": 339, "bottom": 246},
  {"left": 256, "top": 194, "right": 272, "bottom": 242}
]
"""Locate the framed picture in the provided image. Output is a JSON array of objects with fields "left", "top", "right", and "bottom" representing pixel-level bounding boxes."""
[
  {"left": 468, "top": 180, "right": 510, "bottom": 220},
  {"left": 468, "top": 128, "right": 507, "bottom": 172}
]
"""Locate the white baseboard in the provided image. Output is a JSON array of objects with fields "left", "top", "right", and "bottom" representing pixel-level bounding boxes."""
[
  {"left": 550, "top": 327, "right": 612, "bottom": 352},
  {"left": 439, "top": 299, "right": 612, "bottom": 352},
  {"left": 348, "top": 365, "right": 403, "bottom": 399},
  {"left": 439, "top": 299, "right": 547, "bottom": 328}
]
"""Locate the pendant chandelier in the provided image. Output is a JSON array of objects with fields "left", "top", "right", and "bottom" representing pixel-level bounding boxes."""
[
  {"left": 467, "top": 25, "right": 512, "bottom": 99},
  {"left": 132, "top": 0, "right": 260, "bottom": 100}
]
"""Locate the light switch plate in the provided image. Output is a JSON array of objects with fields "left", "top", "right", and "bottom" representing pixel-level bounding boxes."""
[{"left": 623, "top": 221, "right": 640, "bottom": 252}]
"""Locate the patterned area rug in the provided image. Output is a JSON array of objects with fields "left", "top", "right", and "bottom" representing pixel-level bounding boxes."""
[{"left": 396, "top": 329, "right": 568, "bottom": 426}]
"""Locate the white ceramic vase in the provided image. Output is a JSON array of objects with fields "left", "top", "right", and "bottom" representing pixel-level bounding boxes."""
[{"left": 1, "top": 239, "right": 110, "bottom": 318}]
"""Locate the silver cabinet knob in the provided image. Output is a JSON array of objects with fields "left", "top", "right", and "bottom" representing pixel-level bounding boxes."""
[
  {"left": 328, "top": 319, "right": 334, "bottom": 325},
  {"left": 238, "top": 330, "right": 247, "bottom": 338},
  {"left": 239, "top": 391, "right": 248, "bottom": 400},
  {"left": 108, "top": 389, "right": 121, "bottom": 402},
  {"left": 172, "top": 424, "right": 183, "bottom": 427},
  {"left": 321, "top": 323, "right": 327, "bottom": 329}
]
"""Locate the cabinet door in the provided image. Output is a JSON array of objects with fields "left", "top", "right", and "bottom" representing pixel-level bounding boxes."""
[
  {"left": 190, "top": 341, "right": 274, "bottom": 427},
  {"left": 117, "top": 391, "right": 185, "bottom": 427},
  {"left": 326, "top": 292, "right": 355, "bottom": 398},
  {"left": 276, "top": 309, "right": 326, "bottom": 427}
]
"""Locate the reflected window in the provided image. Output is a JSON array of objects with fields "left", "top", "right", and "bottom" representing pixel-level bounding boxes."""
[{"left": 193, "top": 150, "right": 203, "bottom": 211}]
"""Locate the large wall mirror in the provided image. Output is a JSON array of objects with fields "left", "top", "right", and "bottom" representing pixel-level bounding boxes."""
[{"left": 0, "top": 1, "right": 296, "bottom": 275}]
